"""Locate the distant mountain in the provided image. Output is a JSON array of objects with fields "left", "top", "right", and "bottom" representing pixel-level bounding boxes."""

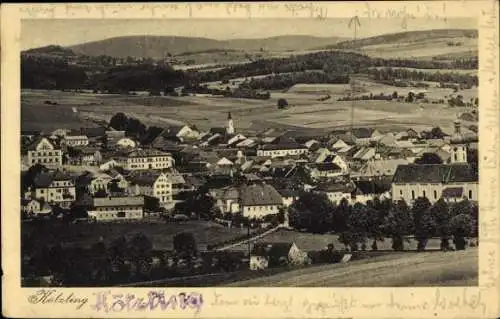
[
  {"left": 321, "top": 29, "right": 478, "bottom": 50},
  {"left": 23, "top": 45, "right": 76, "bottom": 56},
  {"left": 63, "top": 35, "right": 346, "bottom": 59}
]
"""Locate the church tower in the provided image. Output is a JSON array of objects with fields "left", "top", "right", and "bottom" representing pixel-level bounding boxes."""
[
  {"left": 450, "top": 120, "right": 467, "bottom": 164},
  {"left": 226, "top": 112, "right": 235, "bottom": 135}
]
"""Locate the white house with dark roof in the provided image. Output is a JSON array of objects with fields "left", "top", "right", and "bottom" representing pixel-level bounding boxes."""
[
  {"left": 87, "top": 196, "right": 145, "bottom": 221},
  {"left": 392, "top": 164, "right": 478, "bottom": 205},
  {"left": 31, "top": 170, "right": 76, "bottom": 208},
  {"left": 115, "top": 148, "right": 173, "bottom": 170},
  {"left": 239, "top": 183, "right": 283, "bottom": 219},
  {"left": 256, "top": 142, "right": 309, "bottom": 158},
  {"left": 22, "top": 199, "right": 52, "bottom": 216},
  {"left": 127, "top": 171, "right": 173, "bottom": 207},
  {"left": 23, "top": 137, "right": 63, "bottom": 168},
  {"left": 314, "top": 183, "right": 354, "bottom": 204}
]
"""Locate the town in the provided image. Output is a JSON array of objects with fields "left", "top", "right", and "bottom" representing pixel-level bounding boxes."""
[
  {"left": 21, "top": 107, "right": 479, "bottom": 286},
  {"left": 19, "top": 21, "right": 480, "bottom": 287}
]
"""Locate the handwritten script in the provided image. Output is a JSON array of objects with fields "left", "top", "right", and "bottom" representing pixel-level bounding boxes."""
[
  {"left": 91, "top": 291, "right": 203, "bottom": 313},
  {"left": 27, "top": 289, "right": 88, "bottom": 310}
]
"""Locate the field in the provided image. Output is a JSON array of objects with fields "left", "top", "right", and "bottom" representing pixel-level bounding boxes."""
[
  {"left": 22, "top": 220, "right": 253, "bottom": 251},
  {"left": 225, "top": 248, "right": 478, "bottom": 287},
  {"left": 22, "top": 81, "right": 476, "bottom": 135}
]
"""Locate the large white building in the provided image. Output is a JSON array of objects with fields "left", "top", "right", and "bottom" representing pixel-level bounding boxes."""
[
  {"left": 87, "top": 196, "right": 144, "bottom": 221},
  {"left": 392, "top": 164, "right": 478, "bottom": 205},
  {"left": 116, "top": 148, "right": 173, "bottom": 170},
  {"left": 23, "top": 137, "right": 63, "bottom": 168},
  {"left": 239, "top": 183, "right": 283, "bottom": 219},
  {"left": 392, "top": 120, "right": 478, "bottom": 205}
]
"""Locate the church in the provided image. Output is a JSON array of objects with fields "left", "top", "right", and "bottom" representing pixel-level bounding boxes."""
[{"left": 391, "top": 120, "right": 478, "bottom": 205}]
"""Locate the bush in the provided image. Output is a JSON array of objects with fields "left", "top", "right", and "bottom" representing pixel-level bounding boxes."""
[{"left": 277, "top": 98, "right": 289, "bottom": 109}]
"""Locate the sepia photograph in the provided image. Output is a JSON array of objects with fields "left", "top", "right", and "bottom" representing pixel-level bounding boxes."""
[{"left": 19, "top": 14, "right": 481, "bottom": 290}]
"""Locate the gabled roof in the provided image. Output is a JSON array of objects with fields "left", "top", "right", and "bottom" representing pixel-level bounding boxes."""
[
  {"left": 311, "top": 162, "right": 342, "bottom": 171},
  {"left": 316, "top": 182, "right": 354, "bottom": 193},
  {"left": 251, "top": 242, "right": 293, "bottom": 257},
  {"left": 392, "top": 164, "right": 478, "bottom": 184},
  {"left": 240, "top": 183, "right": 283, "bottom": 206},
  {"left": 129, "top": 171, "right": 163, "bottom": 186},
  {"left": 25, "top": 136, "right": 54, "bottom": 151},
  {"left": 93, "top": 196, "right": 144, "bottom": 207},
  {"left": 33, "top": 170, "right": 71, "bottom": 188}
]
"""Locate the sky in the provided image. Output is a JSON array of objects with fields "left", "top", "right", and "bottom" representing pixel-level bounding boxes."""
[{"left": 21, "top": 18, "right": 477, "bottom": 50}]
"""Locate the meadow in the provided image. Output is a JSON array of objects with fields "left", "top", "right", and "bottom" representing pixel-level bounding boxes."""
[
  {"left": 21, "top": 82, "right": 475, "bottom": 135},
  {"left": 22, "top": 220, "right": 254, "bottom": 251},
  {"left": 225, "top": 248, "right": 478, "bottom": 287}
]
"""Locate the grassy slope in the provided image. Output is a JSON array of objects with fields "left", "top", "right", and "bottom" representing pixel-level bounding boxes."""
[
  {"left": 22, "top": 220, "right": 252, "bottom": 250},
  {"left": 225, "top": 248, "right": 478, "bottom": 287}
]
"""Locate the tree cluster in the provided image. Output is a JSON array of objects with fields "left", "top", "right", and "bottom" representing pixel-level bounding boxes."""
[{"left": 288, "top": 193, "right": 477, "bottom": 252}]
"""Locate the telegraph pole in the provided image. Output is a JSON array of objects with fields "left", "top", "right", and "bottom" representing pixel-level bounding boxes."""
[{"left": 348, "top": 16, "right": 361, "bottom": 137}]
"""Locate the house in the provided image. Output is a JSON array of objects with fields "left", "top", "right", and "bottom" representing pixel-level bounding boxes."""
[
  {"left": 161, "top": 125, "right": 200, "bottom": 142},
  {"left": 329, "top": 138, "right": 351, "bottom": 151},
  {"left": 87, "top": 196, "right": 145, "bottom": 221},
  {"left": 99, "top": 159, "right": 118, "bottom": 171},
  {"left": 104, "top": 168, "right": 129, "bottom": 190},
  {"left": 354, "top": 159, "right": 410, "bottom": 179},
  {"left": 308, "top": 162, "right": 344, "bottom": 179},
  {"left": 67, "top": 147, "right": 102, "bottom": 166},
  {"left": 256, "top": 142, "right": 309, "bottom": 158},
  {"left": 392, "top": 164, "right": 478, "bottom": 205},
  {"left": 215, "top": 186, "right": 240, "bottom": 214},
  {"left": 31, "top": 170, "right": 76, "bottom": 208},
  {"left": 352, "top": 179, "right": 392, "bottom": 204},
  {"left": 105, "top": 130, "right": 126, "bottom": 146},
  {"left": 51, "top": 128, "right": 71, "bottom": 138},
  {"left": 314, "top": 183, "right": 354, "bottom": 204},
  {"left": 23, "top": 137, "right": 63, "bottom": 168},
  {"left": 116, "top": 137, "right": 138, "bottom": 148},
  {"left": 88, "top": 173, "right": 113, "bottom": 195},
  {"left": 115, "top": 148, "right": 173, "bottom": 171},
  {"left": 276, "top": 188, "right": 299, "bottom": 207},
  {"left": 250, "top": 242, "right": 310, "bottom": 270},
  {"left": 235, "top": 138, "right": 256, "bottom": 148},
  {"left": 162, "top": 168, "right": 187, "bottom": 196},
  {"left": 239, "top": 183, "right": 283, "bottom": 219},
  {"left": 61, "top": 135, "right": 89, "bottom": 147},
  {"left": 127, "top": 172, "right": 173, "bottom": 208},
  {"left": 22, "top": 199, "right": 52, "bottom": 216},
  {"left": 346, "top": 128, "right": 382, "bottom": 145},
  {"left": 227, "top": 134, "right": 247, "bottom": 146},
  {"left": 352, "top": 147, "right": 377, "bottom": 161}
]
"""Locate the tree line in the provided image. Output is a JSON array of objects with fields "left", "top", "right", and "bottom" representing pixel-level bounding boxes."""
[
  {"left": 289, "top": 193, "right": 478, "bottom": 252},
  {"left": 367, "top": 67, "right": 478, "bottom": 87},
  {"left": 22, "top": 49, "right": 478, "bottom": 93}
]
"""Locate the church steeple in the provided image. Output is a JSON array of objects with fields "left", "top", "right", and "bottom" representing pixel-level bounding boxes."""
[
  {"left": 450, "top": 120, "right": 467, "bottom": 164},
  {"left": 226, "top": 112, "right": 234, "bottom": 135}
]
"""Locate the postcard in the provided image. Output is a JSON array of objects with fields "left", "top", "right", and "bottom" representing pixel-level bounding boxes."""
[{"left": 1, "top": 2, "right": 499, "bottom": 318}]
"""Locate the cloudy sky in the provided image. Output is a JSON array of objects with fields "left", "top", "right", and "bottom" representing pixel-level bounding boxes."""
[{"left": 21, "top": 18, "right": 476, "bottom": 50}]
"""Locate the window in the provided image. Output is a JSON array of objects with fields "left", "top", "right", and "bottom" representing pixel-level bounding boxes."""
[
  {"left": 423, "top": 190, "right": 426, "bottom": 198},
  {"left": 454, "top": 153, "right": 458, "bottom": 161},
  {"left": 400, "top": 190, "right": 403, "bottom": 196},
  {"left": 434, "top": 190, "right": 438, "bottom": 199},
  {"left": 469, "top": 190, "right": 473, "bottom": 199},
  {"left": 411, "top": 190, "right": 415, "bottom": 200}
]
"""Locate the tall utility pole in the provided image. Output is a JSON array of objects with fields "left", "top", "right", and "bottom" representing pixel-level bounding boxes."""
[{"left": 348, "top": 16, "right": 361, "bottom": 136}]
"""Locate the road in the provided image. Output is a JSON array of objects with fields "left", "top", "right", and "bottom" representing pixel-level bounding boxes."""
[{"left": 225, "top": 248, "right": 478, "bottom": 287}]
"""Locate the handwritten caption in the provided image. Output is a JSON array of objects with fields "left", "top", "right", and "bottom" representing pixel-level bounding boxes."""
[
  {"left": 91, "top": 291, "right": 203, "bottom": 313},
  {"left": 16, "top": 2, "right": 460, "bottom": 21},
  {"left": 27, "top": 289, "right": 89, "bottom": 310}
]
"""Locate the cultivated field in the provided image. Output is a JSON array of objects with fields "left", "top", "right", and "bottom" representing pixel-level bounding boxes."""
[
  {"left": 22, "top": 84, "right": 475, "bottom": 135},
  {"left": 225, "top": 248, "right": 478, "bottom": 287},
  {"left": 22, "top": 220, "right": 253, "bottom": 251}
]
